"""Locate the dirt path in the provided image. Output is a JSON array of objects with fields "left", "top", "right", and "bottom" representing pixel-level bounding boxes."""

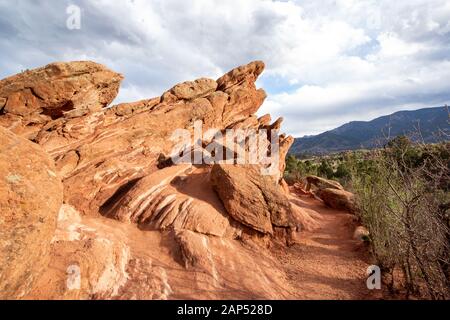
[{"left": 275, "top": 195, "right": 380, "bottom": 300}]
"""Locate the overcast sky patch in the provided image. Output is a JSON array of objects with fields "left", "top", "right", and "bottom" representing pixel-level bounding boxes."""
[{"left": 0, "top": 0, "right": 449, "bottom": 136}]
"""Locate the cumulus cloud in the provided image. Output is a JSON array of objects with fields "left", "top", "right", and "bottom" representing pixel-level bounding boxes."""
[{"left": 0, "top": 0, "right": 449, "bottom": 136}]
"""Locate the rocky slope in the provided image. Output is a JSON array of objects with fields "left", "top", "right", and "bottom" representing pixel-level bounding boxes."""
[{"left": 0, "top": 60, "right": 318, "bottom": 299}]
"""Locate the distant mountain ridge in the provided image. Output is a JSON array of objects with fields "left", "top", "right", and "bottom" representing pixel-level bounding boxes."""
[{"left": 290, "top": 106, "right": 450, "bottom": 156}]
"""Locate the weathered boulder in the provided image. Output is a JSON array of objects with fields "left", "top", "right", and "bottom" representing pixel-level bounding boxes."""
[
  {"left": 306, "top": 175, "right": 344, "bottom": 191},
  {"left": 0, "top": 61, "right": 123, "bottom": 139},
  {"left": 210, "top": 164, "right": 295, "bottom": 234},
  {"left": 316, "top": 188, "right": 356, "bottom": 213},
  {"left": 0, "top": 127, "right": 63, "bottom": 299}
]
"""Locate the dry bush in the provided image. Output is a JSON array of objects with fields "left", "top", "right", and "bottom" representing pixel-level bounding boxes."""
[{"left": 350, "top": 138, "right": 449, "bottom": 299}]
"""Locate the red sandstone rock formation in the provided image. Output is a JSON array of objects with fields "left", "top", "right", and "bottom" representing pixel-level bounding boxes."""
[
  {"left": 0, "top": 60, "right": 300, "bottom": 299},
  {"left": 0, "top": 62, "right": 123, "bottom": 140},
  {"left": 0, "top": 127, "right": 63, "bottom": 299}
]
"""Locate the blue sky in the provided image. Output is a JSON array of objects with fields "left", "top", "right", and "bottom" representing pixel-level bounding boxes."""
[{"left": 1, "top": 0, "right": 449, "bottom": 136}]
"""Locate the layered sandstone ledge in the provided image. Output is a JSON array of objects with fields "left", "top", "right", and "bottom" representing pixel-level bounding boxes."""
[{"left": 0, "top": 61, "right": 306, "bottom": 300}]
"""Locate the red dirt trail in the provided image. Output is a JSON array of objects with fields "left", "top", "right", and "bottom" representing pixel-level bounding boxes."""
[{"left": 275, "top": 195, "right": 382, "bottom": 300}]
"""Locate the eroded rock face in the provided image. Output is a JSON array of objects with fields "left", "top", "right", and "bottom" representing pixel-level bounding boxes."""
[
  {"left": 103, "top": 165, "right": 234, "bottom": 238},
  {"left": 0, "top": 60, "right": 299, "bottom": 300},
  {"left": 17, "top": 61, "right": 274, "bottom": 217},
  {"left": 211, "top": 164, "right": 295, "bottom": 235},
  {"left": 173, "top": 229, "right": 295, "bottom": 299},
  {"left": 0, "top": 61, "right": 123, "bottom": 140},
  {"left": 42, "top": 204, "right": 131, "bottom": 299},
  {"left": 0, "top": 127, "right": 63, "bottom": 299},
  {"left": 1, "top": 60, "right": 291, "bottom": 220},
  {"left": 28, "top": 211, "right": 298, "bottom": 300}
]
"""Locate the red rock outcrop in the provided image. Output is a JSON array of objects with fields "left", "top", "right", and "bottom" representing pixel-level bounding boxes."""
[
  {"left": 102, "top": 165, "right": 235, "bottom": 238},
  {"left": 0, "top": 60, "right": 301, "bottom": 300},
  {"left": 0, "top": 127, "right": 63, "bottom": 299},
  {"left": 15, "top": 61, "right": 275, "bottom": 218},
  {"left": 0, "top": 62, "right": 123, "bottom": 140},
  {"left": 27, "top": 203, "right": 298, "bottom": 300}
]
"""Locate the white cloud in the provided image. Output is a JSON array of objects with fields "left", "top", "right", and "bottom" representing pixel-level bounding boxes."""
[
  {"left": 376, "top": 32, "right": 424, "bottom": 57},
  {"left": 0, "top": 0, "right": 449, "bottom": 136}
]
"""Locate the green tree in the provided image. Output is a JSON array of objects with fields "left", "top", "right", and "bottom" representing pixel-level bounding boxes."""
[
  {"left": 334, "top": 162, "right": 351, "bottom": 180},
  {"left": 317, "top": 160, "right": 334, "bottom": 179}
]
